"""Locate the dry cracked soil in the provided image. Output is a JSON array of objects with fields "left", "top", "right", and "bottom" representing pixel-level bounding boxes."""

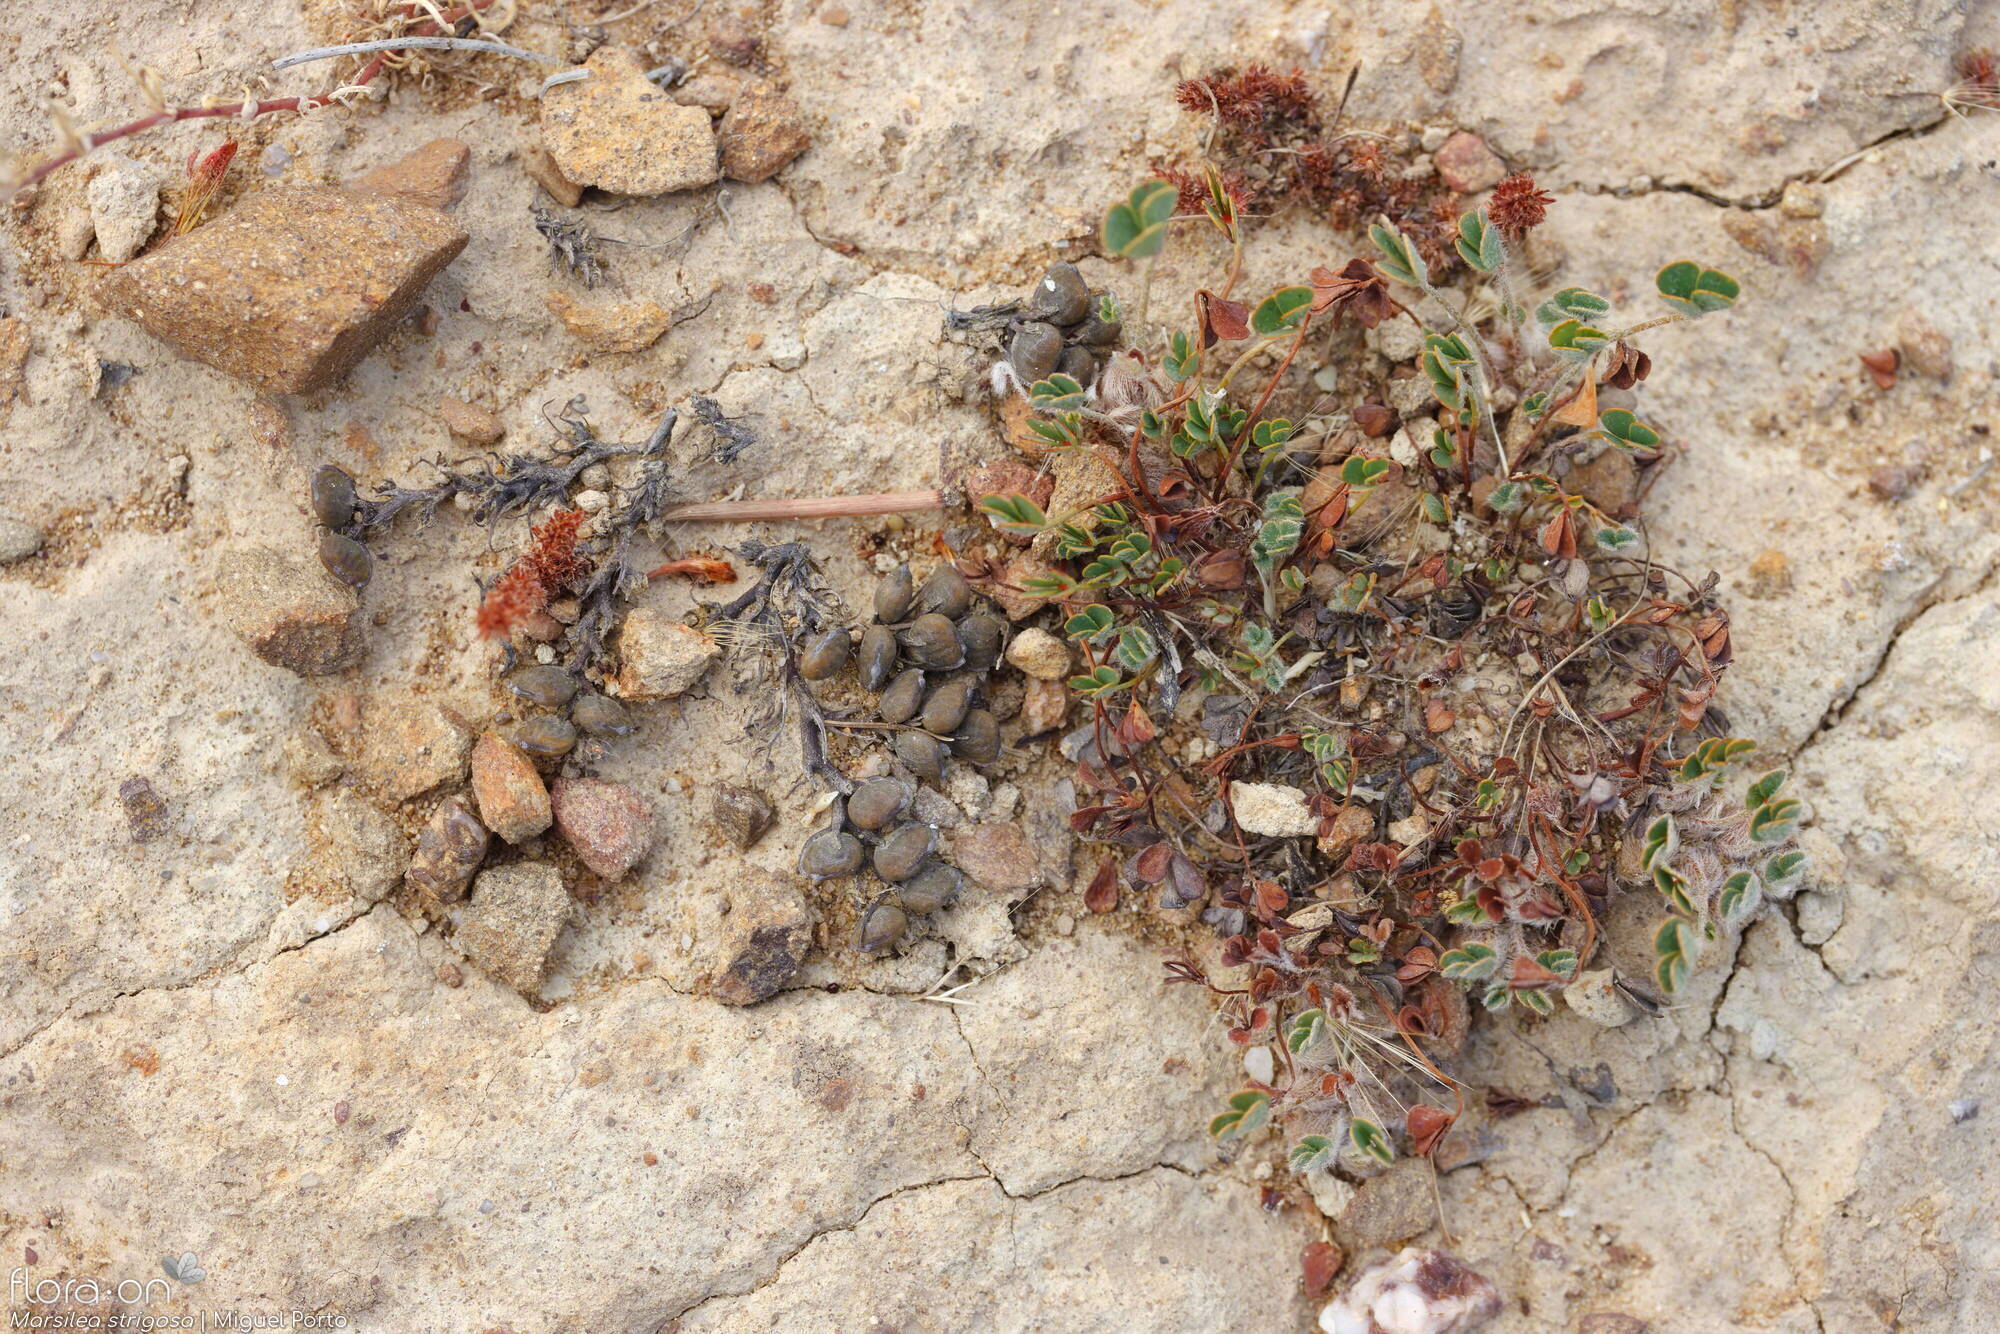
[{"left": 2, "top": 2, "right": 1999, "bottom": 1332}]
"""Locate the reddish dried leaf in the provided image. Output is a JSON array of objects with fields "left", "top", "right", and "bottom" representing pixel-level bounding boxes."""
[
  {"left": 1196, "top": 289, "right": 1251, "bottom": 346},
  {"left": 1134, "top": 842, "right": 1173, "bottom": 884},
  {"left": 1084, "top": 862, "right": 1119, "bottom": 914},
  {"left": 1407, "top": 1103, "right": 1454, "bottom": 1157},
  {"left": 1551, "top": 369, "right": 1598, "bottom": 428}
]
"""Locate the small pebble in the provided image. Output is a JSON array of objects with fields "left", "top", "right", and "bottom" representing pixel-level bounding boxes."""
[
  {"left": 1056, "top": 345, "right": 1096, "bottom": 386},
  {"left": 878, "top": 669, "right": 926, "bottom": 724},
  {"left": 709, "top": 783, "right": 774, "bottom": 849},
  {"left": 798, "top": 828, "right": 864, "bottom": 880},
  {"left": 550, "top": 776, "right": 656, "bottom": 880},
  {"left": 1004, "top": 626, "right": 1069, "bottom": 680}
]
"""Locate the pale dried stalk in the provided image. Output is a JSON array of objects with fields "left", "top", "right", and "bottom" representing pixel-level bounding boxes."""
[{"left": 658, "top": 491, "right": 945, "bottom": 522}]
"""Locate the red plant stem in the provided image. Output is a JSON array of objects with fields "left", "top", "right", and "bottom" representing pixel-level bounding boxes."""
[
  {"left": 656, "top": 490, "right": 945, "bottom": 523},
  {"left": 12, "top": 0, "right": 495, "bottom": 193}
]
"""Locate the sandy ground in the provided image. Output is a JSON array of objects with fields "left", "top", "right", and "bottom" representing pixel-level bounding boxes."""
[{"left": 3, "top": 2, "right": 1999, "bottom": 1331}]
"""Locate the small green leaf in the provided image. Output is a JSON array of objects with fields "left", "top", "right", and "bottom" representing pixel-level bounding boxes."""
[
  {"left": 1251, "top": 286, "right": 1314, "bottom": 336},
  {"left": 1481, "top": 983, "right": 1513, "bottom": 1012},
  {"left": 1438, "top": 942, "right": 1499, "bottom": 981},
  {"left": 1520, "top": 391, "right": 1550, "bottom": 419},
  {"left": 1746, "top": 770, "right": 1788, "bottom": 809},
  {"left": 1102, "top": 180, "right": 1176, "bottom": 259},
  {"left": 1063, "top": 604, "right": 1117, "bottom": 642},
  {"left": 1286, "top": 1008, "right": 1327, "bottom": 1054},
  {"left": 1019, "top": 572, "right": 1079, "bottom": 599},
  {"left": 1535, "top": 287, "right": 1611, "bottom": 329},
  {"left": 1443, "top": 898, "right": 1486, "bottom": 924},
  {"left": 1028, "top": 374, "right": 1086, "bottom": 412},
  {"left": 1252, "top": 418, "right": 1296, "bottom": 453},
  {"left": 1643, "top": 815, "right": 1678, "bottom": 871},
  {"left": 1599, "top": 409, "right": 1662, "bottom": 453},
  {"left": 1349, "top": 1118, "right": 1395, "bottom": 1165},
  {"left": 1068, "top": 665, "right": 1127, "bottom": 697},
  {"left": 1719, "top": 870, "right": 1760, "bottom": 924},
  {"left": 1656, "top": 260, "right": 1741, "bottom": 316},
  {"left": 1209, "top": 1089, "right": 1270, "bottom": 1143},
  {"left": 1487, "top": 481, "right": 1525, "bottom": 513},
  {"left": 1289, "top": 1134, "right": 1335, "bottom": 1173},
  {"left": 1421, "top": 492, "right": 1450, "bottom": 524},
  {"left": 1653, "top": 863, "right": 1695, "bottom": 916},
  {"left": 1765, "top": 850, "right": 1808, "bottom": 885},
  {"left": 1251, "top": 488, "right": 1305, "bottom": 574},
  {"left": 1455, "top": 210, "right": 1505, "bottom": 273},
  {"left": 1548, "top": 319, "right": 1610, "bottom": 360},
  {"left": 1164, "top": 330, "right": 1198, "bottom": 383},
  {"left": 1750, "top": 797, "right": 1803, "bottom": 844},
  {"left": 1537, "top": 948, "right": 1579, "bottom": 980},
  {"left": 1369, "top": 221, "right": 1429, "bottom": 288},
  {"left": 1514, "top": 988, "right": 1555, "bottom": 1016},
  {"left": 1114, "top": 624, "right": 1157, "bottom": 672},
  {"left": 977, "top": 493, "right": 1047, "bottom": 536},
  {"left": 1654, "top": 918, "right": 1696, "bottom": 993},
  {"left": 1596, "top": 525, "right": 1639, "bottom": 552},
  {"left": 1340, "top": 456, "right": 1392, "bottom": 488}
]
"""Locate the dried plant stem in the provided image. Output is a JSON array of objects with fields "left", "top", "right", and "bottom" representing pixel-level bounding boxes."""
[
  {"left": 659, "top": 491, "right": 945, "bottom": 523},
  {"left": 8, "top": 0, "right": 497, "bottom": 194},
  {"left": 270, "top": 36, "right": 561, "bottom": 71}
]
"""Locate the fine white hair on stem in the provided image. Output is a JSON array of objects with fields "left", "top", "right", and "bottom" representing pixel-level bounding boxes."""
[{"left": 270, "top": 36, "right": 564, "bottom": 71}]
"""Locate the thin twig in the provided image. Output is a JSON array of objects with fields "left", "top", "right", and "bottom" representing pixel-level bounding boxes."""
[
  {"left": 271, "top": 36, "right": 563, "bottom": 69},
  {"left": 659, "top": 491, "right": 945, "bottom": 522}
]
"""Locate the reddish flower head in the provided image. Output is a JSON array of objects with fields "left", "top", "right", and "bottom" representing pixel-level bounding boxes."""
[{"left": 1488, "top": 173, "right": 1555, "bottom": 241}]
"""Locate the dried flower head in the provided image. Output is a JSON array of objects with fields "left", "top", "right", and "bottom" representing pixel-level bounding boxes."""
[
  {"left": 1488, "top": 173, "right": 1554, "bottom": 242},
  {"left": 476, "top": 564, "right": 546, "bottom": 639}
]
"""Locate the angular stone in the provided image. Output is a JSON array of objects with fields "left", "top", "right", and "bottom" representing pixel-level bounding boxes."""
[
  {"left": 708, "top": 783, "right": 774, "bottom": 850},
  {"left": 1568, "top": 448, "right": 1638, "bottom": 515},
  {"left": 470, "top": 732, "right": 552, "bottom": 844},
  {"left": 520, "top": 143, "right": 584, "bottom": 207},
  {"left": 455, "top": 863, "right": 571, "bottom": 994},
  {"left": 546, "top": 290, "right": 676, "bottom": 355},
  {"left": 0, "top": 514, "right": 43, "bottom": 565},
  {"left": 1004, "top": 626, "right": 1069, "bottom": 680},
  {"left": 103, "top": 186, "right": 467, "bottom": 395},
  {"left": 948, "top": 821, "right": 1043, "bottom": 894},
  {"left": 350, "top": 138, "right": 470, "bottom": 211},
  {"left": 1230, "top": 781, "right": 1318, "bottom": 838},
  {"left": 1433, "top": 130, "right": 1506, "bottom": 194},
  {"left": 1336, "top": 1158, "right": 1436, "bottom": 1247},
  {"left": 719, "top": 82, "right": 811, "bottom": 183},
  {"left": 215, "top": 545, "right": 362, "bottom": 676},
  {"left": 405, "top": 794, "right": 489, "bottom": 906},
  {"left": 710, "top": 881, "right": 815, "bottom": 1005},
  {"left": 350, "top": 693, "right": 473, "bottom": 803},
  {"left": 321, "top": 789, "right": 408, "bottom": 902},
  {"left": 609, "top": 605, "right": 719, "bottom": 699},
  {"left": 439, "top": 394, "right": 504, "bottom": 445},
  {"left": 540, "top": 47, "right": 719, "bottom": 197},
  {"left": 1018, "top": 676, "right": 1067, "bottom": 736},
  {"left": 86, "top": 154, "right": 163, "bottom": 262},
  {"left": 550, "top": 776, "right": 655, "bottom": 880},
  {"left": 1319, "top": 1248, "right": 1500, "bottom": 1334}
]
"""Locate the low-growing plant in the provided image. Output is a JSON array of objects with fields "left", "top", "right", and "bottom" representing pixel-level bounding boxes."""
[{"left": 970, "top": 67, "right": 1803, "bottom": 1198}]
